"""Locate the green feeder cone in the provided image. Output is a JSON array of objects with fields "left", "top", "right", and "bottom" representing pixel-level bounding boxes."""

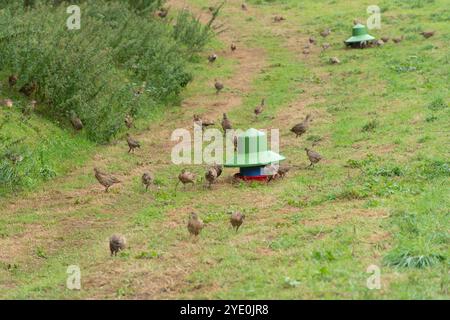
[
  {"left": 224, "top": 128, "right": 285, "bottom": 168},
  {"left": 345, "top": 24, "right": 375, "bottom": 44}
]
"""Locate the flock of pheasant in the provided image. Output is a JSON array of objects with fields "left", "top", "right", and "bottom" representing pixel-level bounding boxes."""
[{"left": 1, "top": 3, "right": 438, "bottom": 257}]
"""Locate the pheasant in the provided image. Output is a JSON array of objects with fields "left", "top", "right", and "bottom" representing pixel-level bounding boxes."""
[
  {"left": 157, "top": 8, "right": 168, "bottom": 18},
  {"left": 322, "top": 43, "right": 331, "bottom": 50},
  {"left": 126, "top": 133, "right": 140, "bottom": 153},
  {"left": 375, "top": 39, "right": 385, "bottom": 46},
  {"left": 124, "top": 114, "right": 133, "bottom": 129},
  {"left": 94, "top": 167, "right": 121, "bottom": 192},
  {"left": 2, "top": 99, "right": 13, "bottom": 108},
  {"left": 420, "top": 31, "right": 435, "bottom": 39},
  {"left": 178, "top": 169, "right": 196, "bottom": 189},
  {"left": 273, "top": 15, "right": 285, "bottom": 22},
  {"left": 109, "top": 234, "right": 126, "bottom": 256},
  {"left": 214, "top": 163, "right": 223, "bottom": 178},
  {"left": 303, "top": 49, "right": 310, "bottom": 55},
  {"left": 70, "top": 111, "right": 83, "bottom": 131},
  {"left": 194, "top": 114, "right": 215, "bottom": 130},
  {"left": 205, "top": 167, "right": 218, "bottom": 188},
  {"left": 241, "top": 3, "right": 247, "bottom": 11},
  {"left": 142, "top": 172, "right": 153, "bottom": 190},
  {"left": 208, "top": 53, "right": 218, "bottom": 63},
  {"left": 134, "top": 82, "right": 146, "bottom": 96},
  {"left": 291, "top": 114, "right": 311, "bottom": 138},
  {"left": 231, "top": 43, "right": 237, "bottom": 52},
  {"left": 214, "top": 79, "right": 224, "bottom": 94},
  {"left": 277, "top": 165, "right": 290, "bottom": 178},
  {"left": 8, "top": 75, "right": 18, "bottom": 87},
  {"left": 381, "top": 36, "right": 389, "bottom": 43},
  {"left": 330, "top": 57, "right": 341, "bottom": 64},
  {"left": 305, "top": 148, "right": 322, "bottom": 167},
  {"left": 221, "top": 113, "right": 232, "bottom": 133},
  {"left": 309, "top": 37, "right": 316, "bottom": 45},
  {"left": 19, "top": 82, "right": 37, "bottom": 97},
  {"left": 392, "top": 36, "right": 404, "bottom": 44},
  {"left": 22, "top": 100, "right": 36, "bottom": 116},
  {"left": 187, "top": 212, "right": 204, "bottom": 237},
  {"left": 320, "top": 29, "right": 331, "bottom": 37},
  {"left": 268, "top": 165, "right": 290, "bottom": 182},
  {"left": 254, "top": 98, "right": 265, "bottom": 119},
  {"left": 230, "top": 211, "right": 245, "bottom": 232}
]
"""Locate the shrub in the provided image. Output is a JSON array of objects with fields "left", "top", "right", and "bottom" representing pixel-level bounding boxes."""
[{"left": 0, "top": 0, "right": 217, "bottom": 142}]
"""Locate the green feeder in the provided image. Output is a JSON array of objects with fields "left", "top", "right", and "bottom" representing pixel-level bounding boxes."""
[
  {"left": 224, "top": 128, "right": 285, "bottom": 181},
  {"left": 345, "top": 23, "right": 375, "bottom": 46}
]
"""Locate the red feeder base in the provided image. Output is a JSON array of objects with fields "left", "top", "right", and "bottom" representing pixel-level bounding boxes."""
[{"left": 233, "top": 173, "right": 272, "bottom": 182}]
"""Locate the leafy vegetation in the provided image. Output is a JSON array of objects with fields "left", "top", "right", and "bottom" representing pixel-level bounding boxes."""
[{"left": 0, "top": 0, "right": 219, "bottom": 193}]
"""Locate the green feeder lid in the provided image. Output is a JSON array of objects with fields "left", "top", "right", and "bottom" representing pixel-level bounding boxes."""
[
  {"left": 345, "top": 24, "right": 375, "bottom": 43},
  {"left": 224, "top": 128, "right": 285, "bottom": 168}
]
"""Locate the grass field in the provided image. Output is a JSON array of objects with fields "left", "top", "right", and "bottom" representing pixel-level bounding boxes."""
[{"left": 0, "top": 0, "right": 449, "bottom": 299}]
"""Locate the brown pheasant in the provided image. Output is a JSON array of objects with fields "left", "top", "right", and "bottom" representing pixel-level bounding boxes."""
[
  {"left": 214, "top": 79, "right": 224, "bottom": 94},
  {"left": 291, "top": 114, "right": 311, "bottom": 138},
  {"left": 393, "top": 36, "right": 404, "bottom": 44},
  {"left": 254, "top": 98, "right": 265, "bottom": 119},
  {"left": 205, "top": 167, "right": 218, "bottom": 188},
  {"left": 124, "top": 114, "right": 133, "bottom": 129},
  {"left": 178, "top": 169, "right": 196, "bottom": 189},
  {"left": 221, "top": 113, "right": 232, "bottom": 133},
  {"left": 19, "top": 82, "right": 37, "bottom": 97},
  {"left": 320, "top": 29, "right": 331, "bottom": 37},
  {"left": 142, "top": 172, "right": 153, "bottom": 190},
  {"left": 157, "top": 8, "right": 168, "bottom": 18},
  {"left": 8, "top": 75, "right": 18, "bottom": 87},
  {"left": 330, "top": 57, "right": 341, "bottom": 64},
  {"left": 2, "top": 99, "right": 13, "bottom": 108},
  {"left": 194, "top": 114, "right": 215, "bottom": 130},
  {"left": 230, "top": 211, "right": 245, "bottom": 232},
  {"left": 231, "top": 43, "right": 237, "bottom": 52},
  {"left": 94, "top": 168, "right": 121, "bottom": 192},
  {"left": 70, "top": 111, "right": 83, "bottom": 131},
  {"left": 305, "top": 148, "right": 322, "bottom": 168},
  {"left": 381, "top": 36, "right": 389, "bottom": 43},
  {"left": 109, "top": 234, "right": 126, "bottom": 256},
  {"left": 420, "top": 31, "right": 435, "bottom": 39},
  {"left": 208, "top": 53, "right": 218, "bottom": 63},
  {"left": 214, "top": 163, "right": 223, "bottom": 178},
  {"left": 273, "top": 15, "right": 285, "bottom": 22},
  {"left": 188, "top": 212, "right": 204, "bottom": 237},
  {"left": 322, "top": 43, "right": 331, "bottom": 50},
  {"left": 126, "top": 133, "right": 140, "bottom": 153}
]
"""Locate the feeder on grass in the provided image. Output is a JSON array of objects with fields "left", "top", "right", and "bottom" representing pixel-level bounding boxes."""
[
  {"left": 224, "top": 128, "right": 285, "bottom": 182},
  {"left": 345, "top": 24, "right": 375, "bottom": 48}
]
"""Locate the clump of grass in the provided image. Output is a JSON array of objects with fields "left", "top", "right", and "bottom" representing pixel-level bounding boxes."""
[
  {"left": 427, "top": 97, "right": 448, "bottom": 111},
  {"left": 384, "top": 250, "right": 445, "bottom": 268},
  {"left": 416, "top": 159, "right": 450, "bottom": 178},
  {"left": 283, "top": 277, "right": 300, "bottom": 288},
  {"left": 361, "top": 119, "right": 379, "bottom": 132},
  {"left": 306, "top": 134, "right": 322, "bottom": 143},
  {"left": 135, "top": 251, "right": 160, "bottom": 259},
  {"left": 35, "top": 246, "right": 48, "bottom": 259}
]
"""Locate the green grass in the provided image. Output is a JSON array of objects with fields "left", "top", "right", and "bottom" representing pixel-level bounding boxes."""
[{"left": 0, "top": 0, "right": 449, "bottom": 299}]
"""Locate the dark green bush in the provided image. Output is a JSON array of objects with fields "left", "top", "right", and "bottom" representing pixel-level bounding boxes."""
[{"left": 0, "top": 0, "right": 215, "bottom": 142}]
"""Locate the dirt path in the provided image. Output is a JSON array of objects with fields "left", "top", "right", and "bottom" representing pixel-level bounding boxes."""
[
  {"left": 0, "top": 1, "right": 393, "bottom": 299},
  {"left": 0, "top": 0, "right": 274, "bottom": 298}
]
